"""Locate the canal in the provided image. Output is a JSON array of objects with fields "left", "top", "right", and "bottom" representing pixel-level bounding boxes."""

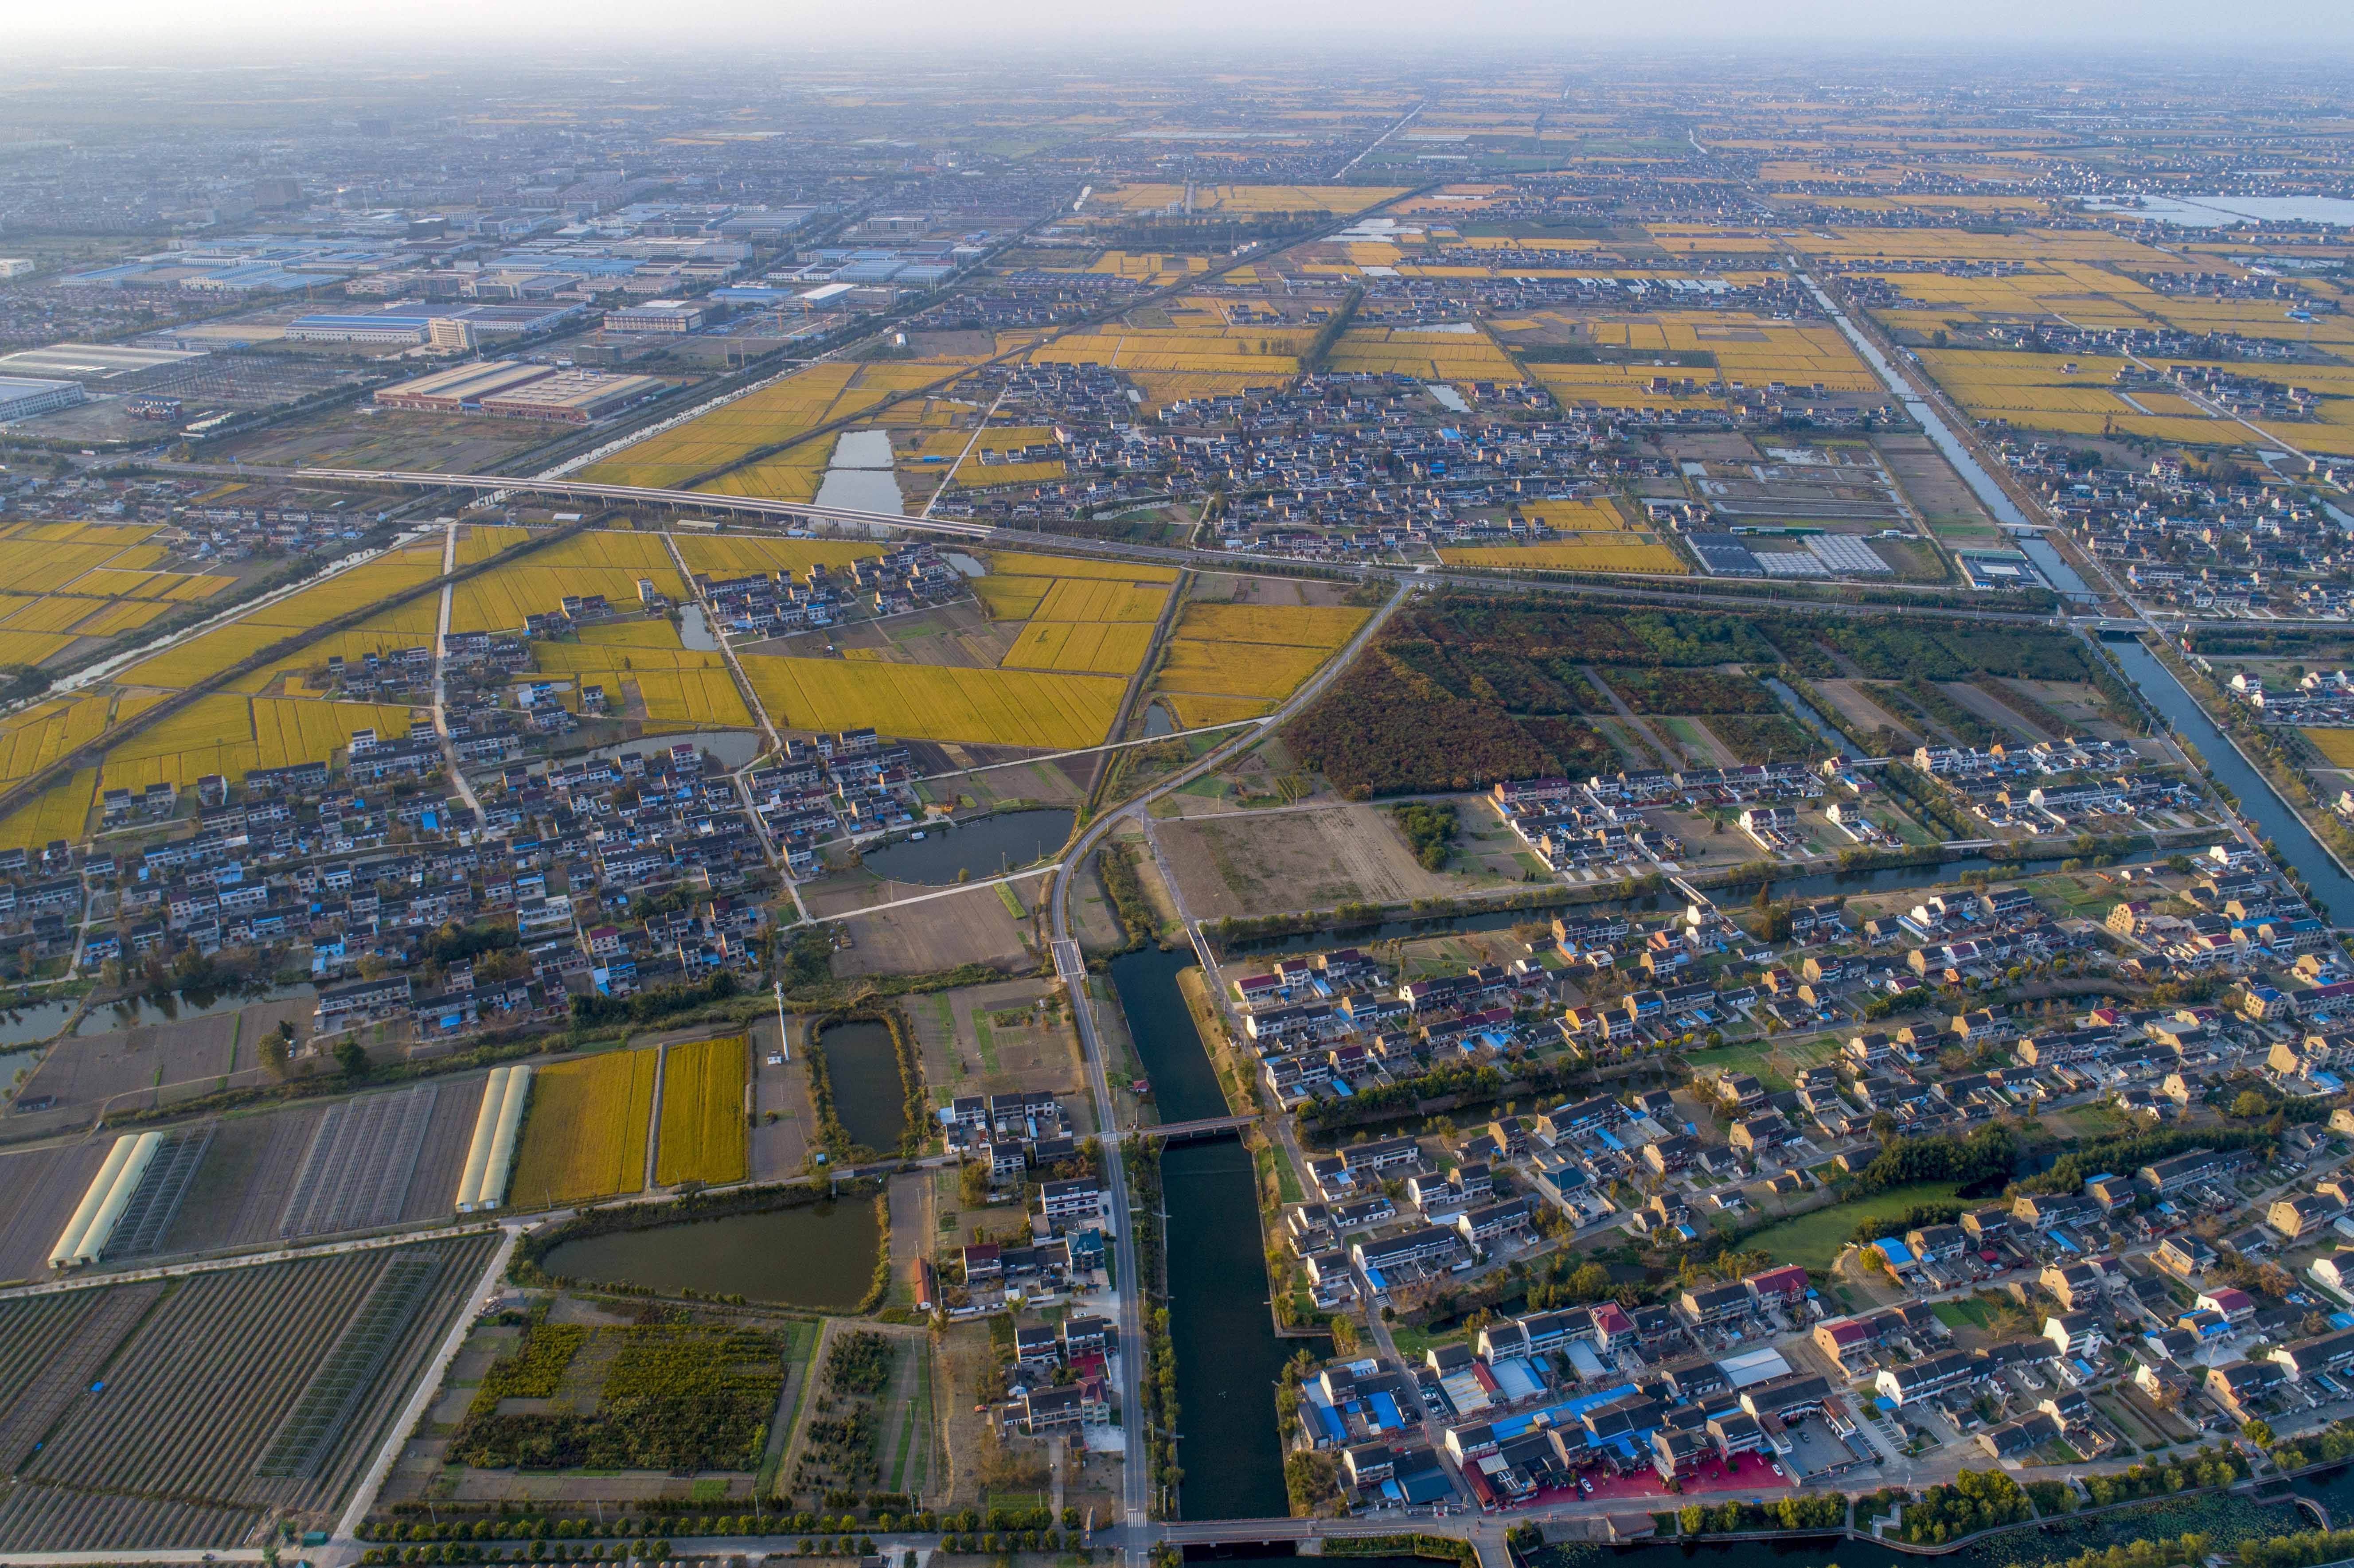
[
  {"left": 2108, "top": 640, "right": 2354, "bottom": 925},
  {"left": 1107, "top": 944, "right": 1300, "bottom": 1520}
]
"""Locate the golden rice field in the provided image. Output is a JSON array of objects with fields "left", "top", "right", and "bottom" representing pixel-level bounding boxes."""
[
  {"left": 2304, "top": 730, "right": 2354, "bottom": 768},
  {"left": 1172, "top": 603, "right": 1367, "bottom": 648},
  {"left": 1325, "top": 327, "right": 1523, "bottom": 383},
  {"left": 0, "top": 694, "right": 114, "bottom": 788},
  {"left": 988, "top": 552, "right": 1175, "bottom": 583},
  {"left": 0, "top": 631, "right": 76, "bottom": 667},
  {"left": 956, "top": 425, "right": 1066, "bottom": 487},
  {"left": 509, "top": 1049, "right": 657, "bottom": 1208},
  {"left": 1003, "top": 620, "right": 1157, "bottom": 676},
  {"left": 458, "top": 524, "right": 528, "bottom": 562},
  {"left": 1438, "top": 540, "right": 1689, "bottom": 573},
  {"left": 534, "top": 637, "right": 726, "bottom": 675},
  {"left": 578, "top": 363, "right": 864, "bottom": 491},
  {"left": 654, "top": 1035, "right": 749, "bottom": 1187},
  {"left": 1030, "top": 328, "right": 1306, "bottom": 376},
  {"left": 740, "top": 655, "right": 1123, "bottom": 750},
  {"left": 1083, "top": 251, "right": 1210, "bottom": 285},
  {"left": 87, "top": 694, "right": 415, "bottom": 793},
  {"left": 1530, "top": 364, "right": 1726, "bottom": 412},
  {"left": 450, "top": 566, "right": 685, "bottom": 634},
  {"left": 1153, "top": 639, "right": 1331, "bottom": 701},
  {"left": 974, "top": 578, "right": 1047, "bottom": 621},
  {"left": 609, "top": 667, "right": 753, "bottom": 727},
  {"left": 1158, "top": 694, "right": 1271, "bottom": 728},
  {"left": 0, "top": 768, "right": 98, "bottom": 853},
  {"left": 675, "top": 534, "right": 881, "bottom": 578},
  {"left": 1035, "top": 578, "right": 1169, "bottom": 623}
]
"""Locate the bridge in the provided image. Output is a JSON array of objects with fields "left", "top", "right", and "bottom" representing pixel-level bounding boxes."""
[
  {"left": 293, "top": 466, "right": 997, "bottom": 541},
  {"left": 1132, "top": 1113, "right": 1261, "bottom": 1142}
]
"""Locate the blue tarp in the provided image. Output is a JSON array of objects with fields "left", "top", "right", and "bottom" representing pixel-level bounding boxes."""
[
  {"left": 1371, "top": 1391, "right": 1404, "bottom": 1431},
  {"left": 1313, "top": 1402, "right": 1347, "bottom": 1444},
  {"left": 1596, "top": 1127, "right": 1626, "bottom": 1151},
  {"left": 2329, "top": 1312, "right": 2354, "bottom": 1330}
]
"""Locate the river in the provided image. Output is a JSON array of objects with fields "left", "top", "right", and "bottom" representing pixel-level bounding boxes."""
[
  {"left": 859, "top": 809, "right": 1075, "bottom": 885},
  {"left": 1760, "top": 676, "right": 1854, "bottom": 760},
  {"left": 2108, "top": 640, "right": 2354, "bottom": 925},
  {"left": 1106, "top": 944, "right": 1302, "bottom": 1519}
]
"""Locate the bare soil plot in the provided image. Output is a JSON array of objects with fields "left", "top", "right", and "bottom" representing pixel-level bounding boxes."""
[
  {"left": 1875, "top": 433, "right": 1999, "bottom": 533},
  {"left": 1188, "top": 571, "right": 1355, "bottom": 608},
  {"left": 749, "top": 1016, "right": 812, "bottom": 1182},
  {"left": 825, "top": 879, "right": 1039, "bottom": 978},
  {"left": 214, "top": 402, "right": 553, "bottom": 475},
  {"left": 1810, "top": 678, "right": 1921, "bottom": 747},
  {"left": 160, "top": 1104, "right": 325, "bottom": 1255},
  {"left": 0, "top": 1140, "right": 108, "bottom": 1281},
  {"left": 1153, "top": 804, "right": 1460, "bottom": 920},
  {"left": 20, "top": 997, "right": 317, "bottom": 1123},
  {"left": 2009, "top": 677, "right": 2126, "bottom": 741},
  {"left": 1939, "top": 679, "right": 2050, "bottom": 743}
]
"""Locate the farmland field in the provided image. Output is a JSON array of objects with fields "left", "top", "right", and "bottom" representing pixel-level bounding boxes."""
[
  {"left": 654, "top": 1035, "right": 750, "bottom": 1186},
  {"left": 2307, "top": 729, "right": 2354, "bottom": 768},
  {"left": 1003, "top": 620, "right": 1157, "bottom": 676},
  {"left": 508, "top": 1048, "right": 658, "bottom": 1208},
  {"left": 0, "top": 1233, "right": 499, "bottom": 1552},
  {"left": 1437, "top": 540, "right": 1689, "bottom": 573},
  {"left": 1149, "top": 600, "right": 1368, "bottom": 710},
  {"left": 740, "top": 654, "right": 1124, "bottom": 750}
]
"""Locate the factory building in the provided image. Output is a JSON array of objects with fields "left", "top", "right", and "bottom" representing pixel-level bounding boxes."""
[{"left": 0, "top": 375, "right": 87, "bottom": 422}]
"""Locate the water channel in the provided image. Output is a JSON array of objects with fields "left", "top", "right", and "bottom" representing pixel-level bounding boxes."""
[
  {"left": 815, "top": 1019, "right": 910, "bottom": 1152},
  {"left": 1759, "top": 676, "right": 1854, "bottom": 759},
  {"left": 537, "top": 1199, "right": 883, "bottom": 1309},
  {"left": 73, "top": 981, "right": 317, "bottom": 1036},
  {"left": 858, "top": 808, "right": 1076, "bottom": 886},
  {"left": 2107, "top": 640, "right": 2354, "bottom": 925},
  {"left": 1105, "top": 944, "right": 1303, "bottom": 1520}
]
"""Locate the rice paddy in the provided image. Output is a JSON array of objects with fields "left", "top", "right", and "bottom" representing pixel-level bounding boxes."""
[
  {"left": 654, "top": 1036, "right": 750, "bottom": 1187},
  {"left": 508, "top": 1049, "right": 658, "bottom": 1208},
  {"left": 739, "top": 655, "right": 1125, "bottom": 750},
  {"left": 1149, "top": 599, "right": 1368, "bottom": 710}
]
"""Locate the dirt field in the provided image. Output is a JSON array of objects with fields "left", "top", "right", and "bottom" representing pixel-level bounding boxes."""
[
  {"left": 831, "top": 599, "right": 1013, "bottom": 670},
  {"left": 1810, "top": 678, "right": 1921, "bottom": 746},
  {"left": 1940, "top": 679, "right": 2050, "bottom": 743},
  {"left": 1153, "top": 803, "right": 1461, "bottom": 919},
  {"left": 160, "top": 1104, "right": 324, "bottom": 1255},
  {"left": 1876, "top": 434, "right": 1999, "bottom": 536},
  {"left": 2010, "top": 678, "right": 2127, "bottom": 741},
  {"left": 746, "top": 1015, "right": 812, "bottom": 1181},
  {"left": 215, "top": 402, "right": 552, "bottom": 475},
  {"left": 1187, "top": 571, "right": 1354, "bottom": 608},
  {"left": 823, "top": 878, "right": 1041, "bottom": 979},
  {"left": 909, "top": 979, "right": 1088, "bottom": 1116},
  {"left": 18, "top": 998, "right": 316, "bottom": 1127},
  {"left": 0, "top": 1141, "right": 108, "bottom": 1281}
]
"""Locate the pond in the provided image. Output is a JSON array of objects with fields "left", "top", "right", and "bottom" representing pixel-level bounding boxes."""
[
  {"left": 677, "top": 604, "right": 718, "bottom": 651},
  {"left": 1143, "top": 702, "right": 1175, "bottom": 738},
  {"left": 537, "top": 1199, "right": 882, "bottom": 1309},
  {"left": 816, "top": 430, "right": 905, "bottom": 516},
  {"left": 0, "top": 1046, "right": 43, "bottom": 1094},
  {"left": 74, "top": 982, "right": 317, "bottom": 1036},
  {"left": 817, "top": 1019, "right": 910, "bottom": 1152},
  {"left": 2082, "top": 195, "right": 2354, "bottom": 227},
  {"left": 859, "top": 808, "right": 1074, "bottom": 886},
  {"left": 0, "top": 997, "right": 79, "bottom": 1047}
]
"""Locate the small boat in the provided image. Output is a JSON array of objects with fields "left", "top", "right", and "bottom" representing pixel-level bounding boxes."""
[{"left": 908, "top": 831, "right": 926, "bottom": 841}]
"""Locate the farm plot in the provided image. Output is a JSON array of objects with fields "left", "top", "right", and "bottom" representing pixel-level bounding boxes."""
[
  {"left": 507, "top": 1048, "right": 658, "bottom": 1208},
  {"left": 1437, "top": 539, "right": 1687, "bottom": 573},
  {"left": 0, "top": 1283, "right": 166, "bottom": 1472},
  {"left": 279, "top": 1083, "right": 456, "bottom": 1240},
  {"left": 0, "top": 766, "right": 99, "bottom": 853},
  {"left": 654, "top": 1034, "right": 750, "bottom": 1187},
  {"left": 1148, "top": 600, "right": 1368, "bottom": 709},
  {"left": 675, "top": 534, "right": 882, "bottom": 579},
  {"left": 448, "top": 1318, "right": 789, "bottom": 1473},
  {"left": 738, "top": 655, "right": 1124, "bottom": 751},
  {"left": 1002, "top": 620, "right": 1157, "bottom": 676},
  {"left": 0, "top": 1140, "right": 110, "bottom": 1281},
  {"left": 0, "top": 1234, "right": 499, "bottom": 1553}
]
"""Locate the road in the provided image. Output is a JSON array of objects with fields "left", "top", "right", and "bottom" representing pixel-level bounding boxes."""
[{"left": 429, "top": 519, "right": 488, "bottom": 827}]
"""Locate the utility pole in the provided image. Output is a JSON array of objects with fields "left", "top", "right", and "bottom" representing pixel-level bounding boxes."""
[{"left": 774, "top": 979, "right": 790, "bottom": 1062}]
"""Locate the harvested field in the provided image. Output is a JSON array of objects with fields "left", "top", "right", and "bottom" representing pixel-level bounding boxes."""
[
  {"left": 14, "top": 997, "right": 314, "bottom": 1127},
  {"left": 0, "top": 1141, "right": 109, "bottom": 1282},
  {"left": 825, "top": 880, "right": 1037, "bottom": 979},
  {"left": 507, "top": 1049, "right": 657, "bottom": 1209},
  {"left": 1154, "top": 805, "right": 1455, "bottom": 919},
  {"left": 159, "top": 1103, "right": 327, "bottom": 1255},
  {"left": 0, "top": 1233, "right": 500, "bottom": 1552},
  {"left": 654, "top": 1035, "right": 750, "bottom": 1186}
]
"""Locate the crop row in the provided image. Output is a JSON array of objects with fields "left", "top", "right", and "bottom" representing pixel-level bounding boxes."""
[{"left": 738, "top": 654, "right": 1123, "bottom": 751}]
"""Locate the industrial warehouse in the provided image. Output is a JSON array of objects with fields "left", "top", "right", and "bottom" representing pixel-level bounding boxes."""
[{"left": 374, "top": 361, "right": 665, "bottom": 423}]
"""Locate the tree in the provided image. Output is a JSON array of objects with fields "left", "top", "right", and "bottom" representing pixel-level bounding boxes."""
[
  {"left": 2243, "top": 1419, "right": 2276, "bottom": 1448},
  {"left": 262, "top": 1020, "right": 294, "bottom": 1079},
  {"left": 335, "top": 1038, "right": 369, "bottom": 1078}
]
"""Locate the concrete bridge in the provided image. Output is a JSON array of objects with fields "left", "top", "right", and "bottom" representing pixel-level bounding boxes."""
[{"left": 1134, "top": 1113, "right": 1262, "bottom": 1143}]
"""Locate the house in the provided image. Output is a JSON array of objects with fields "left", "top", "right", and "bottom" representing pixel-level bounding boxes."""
[
  {"left": 2206, "top": 1359, "right": 2287, "bottom": 1420},
  {"left": 1978, "top": 1411, "right": 2061, "bottom": 1459},
  {"left": 1877, "top": 1349, "right": 1976, "bottom": 1407},
  {"left": 2156, "top": 1236, "right": 2217, "bottom": 1279},
  {"left": 2271, "top": 1194, "right": 2342, "bottom": 1241},
  {"left": 1678, "top": 1283, "right": 1751, "bottom": 1328},
  {"left": 2046, "top": 1312, "right": 2104, "bottom": 1358}
]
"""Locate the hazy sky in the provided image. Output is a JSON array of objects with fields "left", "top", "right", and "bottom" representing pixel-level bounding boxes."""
[{"left": 9, "top": 0, "right": 2354, "bottom": 55}]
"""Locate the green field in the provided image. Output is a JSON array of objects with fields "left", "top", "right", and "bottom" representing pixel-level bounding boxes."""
[{"left": 1739, "top": 1182, "right": 1965, "bottom": 1273}]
